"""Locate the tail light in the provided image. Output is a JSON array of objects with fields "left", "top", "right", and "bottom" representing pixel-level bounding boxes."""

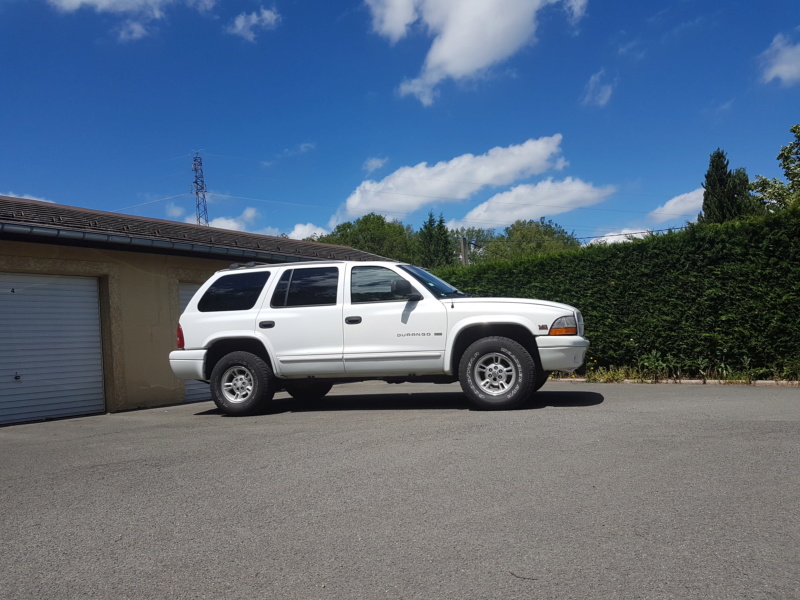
[{"left": 176, "top": 324, "right": 185, "bottom": 349}]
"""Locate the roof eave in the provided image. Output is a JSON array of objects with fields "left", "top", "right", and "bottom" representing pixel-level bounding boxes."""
[{"left": 0, "top": 222, "right": 320, "bottom": 263}]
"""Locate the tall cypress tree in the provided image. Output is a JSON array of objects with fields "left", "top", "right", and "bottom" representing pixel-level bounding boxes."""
[
  {"left": 417, "top": 211, "right": 455, "bottom": 268},
  {"left": 698, "top": 149, "right": 765, "bottom": 223}
]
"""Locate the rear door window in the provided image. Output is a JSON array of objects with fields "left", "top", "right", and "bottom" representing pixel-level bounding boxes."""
[{"left": 271, "top": 266, "right": 339, "bottom": 308}]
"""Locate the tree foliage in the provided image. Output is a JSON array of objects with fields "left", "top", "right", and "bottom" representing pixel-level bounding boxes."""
[
  {"left": 752, "top": 123, "right": 800, "bottom": 210},
  {"left": 307, "top": 213, "right": 578, "bottom": 264},
  {"left": 449, "top": 226, "right": 497, "bottom": 264},
  {"left": 698, "top": 149, "right": 765, "bottom": 224},
  {"left": 480, "top": 218, "right": 581, "bottom": 262},
  {"left": 416, "top": 212, "right": 456, "bottom": 268},
  {"left": 311, "top": 213, "right": 416, "bottom": 262}
]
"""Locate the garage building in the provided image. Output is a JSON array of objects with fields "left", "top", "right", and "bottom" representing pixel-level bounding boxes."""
[{"left": 0, "top": 195, "right": 382, "bottom": 425}]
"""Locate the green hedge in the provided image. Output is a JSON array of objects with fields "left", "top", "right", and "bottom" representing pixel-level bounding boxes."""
[{"left": 435, "top": 209, "right": 800, "bottom": 379}]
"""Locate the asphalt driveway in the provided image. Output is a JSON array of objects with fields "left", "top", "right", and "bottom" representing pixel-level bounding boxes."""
[{"left": 2, "top": 381, "right": 798, "bottom": 599}]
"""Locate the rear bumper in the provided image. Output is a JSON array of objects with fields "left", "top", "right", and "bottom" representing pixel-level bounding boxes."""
[
  {"left": 169, "top": 349, "right": 207, "bottom": 380},
  {"left": 536, "top": 336, "right": 589, "bottom": 372}
]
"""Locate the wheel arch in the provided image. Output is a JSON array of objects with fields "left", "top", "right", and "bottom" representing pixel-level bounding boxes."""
[
  {"left": 449, "top": 323, "right": 542, "bottom": 375},
  {"left": 204, "top": 337, "right": 274, "bottom": 379}
]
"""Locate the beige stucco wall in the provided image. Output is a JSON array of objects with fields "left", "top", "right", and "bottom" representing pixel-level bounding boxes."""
[{"left": 0, "top": 240, "right": 231, "bottom": 412}]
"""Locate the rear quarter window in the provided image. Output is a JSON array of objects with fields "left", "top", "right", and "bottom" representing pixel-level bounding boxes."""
[{"left": 197, "top": 272, "right": 271, "bottom": 312}]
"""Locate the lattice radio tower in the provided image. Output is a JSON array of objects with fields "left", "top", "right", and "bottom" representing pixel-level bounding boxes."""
[{"left": 191, "top": 151, "right": 209, "bottom": 226}]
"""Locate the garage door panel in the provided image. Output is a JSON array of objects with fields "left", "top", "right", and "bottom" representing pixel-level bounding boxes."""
[
  {"left": 0, "top": 392, "right": 105, "bottom": 411},
  {"left": 7, "top": 356, "right": 104, "bottom": 370},
  {"left": 1, "top": 273, "right": 105, "bottom": 424},
  {"left": 0, "top": 377, "right": 105, "bottom": 395},
  {"left": 0, "top": 402, "right": 103, "bottom": 421},
  {"left": 4, "top": 341, "right": 103, "bottom": 354}
]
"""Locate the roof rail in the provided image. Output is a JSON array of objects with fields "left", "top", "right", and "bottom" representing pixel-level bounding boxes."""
[{"left": 227, "top": 261, "right": 271, "bottom": 270}]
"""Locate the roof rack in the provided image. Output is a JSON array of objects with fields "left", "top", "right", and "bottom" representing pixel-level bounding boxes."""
[{"left": 227, "top": 261, "right": 271, "bottom": 270}]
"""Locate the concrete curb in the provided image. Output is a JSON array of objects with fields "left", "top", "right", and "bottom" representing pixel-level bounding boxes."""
[{"left": 553, "top": 378, "right": 800, "bottom": 387}]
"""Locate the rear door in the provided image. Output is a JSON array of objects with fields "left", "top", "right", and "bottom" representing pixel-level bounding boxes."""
[{"left": 256, "top": 265, "right": 345, "bottom": 376}]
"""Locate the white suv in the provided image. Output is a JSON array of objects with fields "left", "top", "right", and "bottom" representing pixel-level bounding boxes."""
[{"left": 170, "top": 260, "right": 589, "bottom": 414}]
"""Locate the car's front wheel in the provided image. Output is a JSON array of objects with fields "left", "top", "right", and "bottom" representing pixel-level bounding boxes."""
[
  {"left": 210, "top": 351, "right": 276, "bottom": 416},
  {"left": 458, "top": 337, "right": 536, "bottom": 410},
  {"left": 533, "top": 370, "right": 551, "bottom": 392}
]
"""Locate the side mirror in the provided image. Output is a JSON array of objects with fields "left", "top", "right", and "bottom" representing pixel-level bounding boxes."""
[{"left": 391, "top": 278, "right": 423, "bottom": 301}]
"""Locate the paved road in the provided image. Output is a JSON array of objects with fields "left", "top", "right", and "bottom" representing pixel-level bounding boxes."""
[{"left": 2, "top": 382, "right": 799, "bottom": 600}]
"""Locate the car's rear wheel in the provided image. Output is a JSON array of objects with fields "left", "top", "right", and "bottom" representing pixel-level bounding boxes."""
[
  {"left": 210, "top": 351, "right": 276, "bottom": 416},
  {"left": 458, "top": 337, "right": 536, "bottom": 410},
  {"left": 282, "top": 380, "right": 333, "bottom": 401}
]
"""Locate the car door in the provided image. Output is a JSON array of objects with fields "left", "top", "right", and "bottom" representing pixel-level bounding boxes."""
[
  {"left": 255, "top": 265, "right": 345, "bottom": 376},
  {"left": 343, "top": 264, "right": 447, "bottom": 375}
]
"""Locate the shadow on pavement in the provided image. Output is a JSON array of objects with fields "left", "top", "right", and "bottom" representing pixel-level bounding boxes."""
[
  {"left": 532, "top": 390, "right": 605, "bottom": 408},
  {"left": 194, "top": 389, "right": 604, "bottom": 416}
]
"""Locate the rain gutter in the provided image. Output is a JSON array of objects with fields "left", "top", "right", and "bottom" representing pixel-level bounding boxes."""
[{"left": 0, "top": 222, "right": 314, "bottom": 263}]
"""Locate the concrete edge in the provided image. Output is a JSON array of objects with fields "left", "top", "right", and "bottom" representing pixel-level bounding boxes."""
[{"left": 552, "top": 378, "right": 800, "bottom": 387}]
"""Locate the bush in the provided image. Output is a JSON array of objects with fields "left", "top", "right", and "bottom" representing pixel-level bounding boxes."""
[{"left": 435, "top": 208, "right": 800, "bottom": 379}]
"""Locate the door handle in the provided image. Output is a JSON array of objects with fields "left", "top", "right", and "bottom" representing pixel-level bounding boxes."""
[
  {"left": 259, "top": 321, "right": 275, "bottom": 329},
  {"left": 345, "top": 316, "right": 362, "bottom": 325}
]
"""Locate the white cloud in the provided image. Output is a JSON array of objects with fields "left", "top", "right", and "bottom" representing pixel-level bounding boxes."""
[
  {"left": 760, "top": 33, "right": 800, "bottom": 86},
  {"left": 186, "top": 0, "right": 215, "bottom": 11},
  {"left": 47, "top": 0, "right": 215, "bottom": 40},
  {"left": 287, "top": 223, "right": 328, "bottom": 240},
  {"left": 617, "top": 39, "right": 644, "bottom": 60},
  {"left": 226, "top": 7, "right": 280, "bottom": 42},
  {"left": 2, "top": 192, "right": 53, "bottom": 202},
  {"left": 255, "top": 226, "right": 281, "bottom": 237},
  {"left": 363, "top": 156, "right": 388, "bottom": 174},
  {"left": 587, "top": 228, "right": 649, "bottom": 245},
  {"left": 649, "top": 187, "right": 703, "bottom": 224},
  {"left": 282, "top": 142, "right": 315, "bottom": 157},
  {"left": 199, "top": 207, "right": 259, "bottom": 231},
  {"left": 259, "top": 143, "right": 316, "bottom": 168},
  {"left": 47, "top": 0, "right": 177, "bottom": 19},
  {"left": 564, "top": 0, "right": 587, "bottom": 22},
  {"left": 341, "top": 135, "right": 567, "bottom": 223},
  {"left": 582, "top": 69, "right": 614, "bottom": 107},
  {"left": 366, "top": 0, "right": 587, "bottom": 105},
  {"left": 117, "top": 20, "right": 149, "bottom": 41},
  {"left": 365, "top": 0, "right": 417, "bottom": 43},
  {"left": 448, "top": 177, "right": 616, "bottom": 229},
  {"left": 165, "top": 202, "right": 185, "bottom": 218}
]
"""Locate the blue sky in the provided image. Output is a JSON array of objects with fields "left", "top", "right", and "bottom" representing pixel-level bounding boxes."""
[{"left": 1, "top": 0, "right": 799, "bottom": 244}]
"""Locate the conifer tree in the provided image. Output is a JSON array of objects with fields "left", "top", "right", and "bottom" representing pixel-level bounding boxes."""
[{"left": 698, "top": 149, "right": 765, "bottom": 223}]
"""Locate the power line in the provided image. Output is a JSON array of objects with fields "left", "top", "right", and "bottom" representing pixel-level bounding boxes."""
[{"left": 112, "top": 193, "right": 191, "bottom": 212}]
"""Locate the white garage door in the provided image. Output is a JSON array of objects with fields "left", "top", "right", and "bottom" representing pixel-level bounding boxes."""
[
  {"left": 0, "top": 273, "right": 105, "bottom": 425},
  {"left": 179, "top": 283, "right": 210, "bottom": 403}
]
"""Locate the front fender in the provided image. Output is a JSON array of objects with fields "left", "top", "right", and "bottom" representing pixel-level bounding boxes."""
[{"left": 443, "top": 315, "right": 539, "bottom": 375}]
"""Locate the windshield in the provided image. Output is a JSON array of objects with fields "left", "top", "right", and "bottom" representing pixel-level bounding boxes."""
[{"left": 398, "top": 265, "right": 469, "bottom": 299}]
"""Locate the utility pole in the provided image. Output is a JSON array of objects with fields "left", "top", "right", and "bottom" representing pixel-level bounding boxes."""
[{"left": 192, "top": 152, "right": 209, "bottom": 226}]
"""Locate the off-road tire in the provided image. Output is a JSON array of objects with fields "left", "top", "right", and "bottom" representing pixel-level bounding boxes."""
[
  {"left": 458, "top": 337, "right": 536, "bottom": 410},
  {"left": 533, "top": 370, "right": 551, "bottom": 392},
  {"left": 210, "top": 351, "right": 276, "bottom": 416}
]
